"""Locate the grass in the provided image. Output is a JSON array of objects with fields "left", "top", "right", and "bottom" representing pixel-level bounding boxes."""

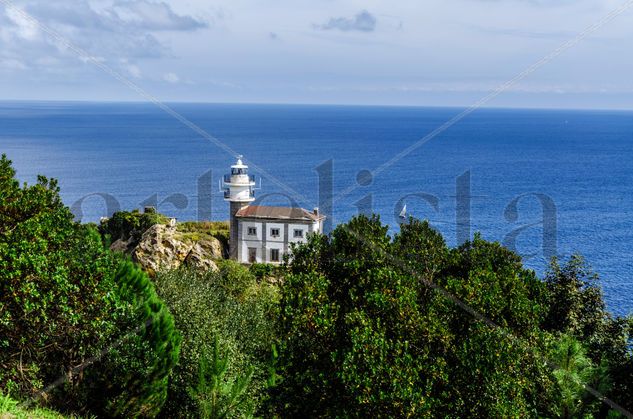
[
  {"left": 177, "top": 221, "right": 229, "bottom": 248},
  {"left": 0, "top": 392, "right": 67, "bottom": 419}
]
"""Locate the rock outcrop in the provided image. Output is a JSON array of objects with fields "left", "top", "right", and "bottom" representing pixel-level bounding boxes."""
[{"left": 111, "top": 223, "right": 223, "bottom": 276}]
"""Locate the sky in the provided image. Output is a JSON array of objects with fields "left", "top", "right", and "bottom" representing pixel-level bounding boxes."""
[{"left": 1, "top": 0, "right": 633, "bottom": 109}]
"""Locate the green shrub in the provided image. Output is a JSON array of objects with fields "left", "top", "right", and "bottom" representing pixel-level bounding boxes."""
[
  {"left": 85, "top": 261, "right": 181, "bottom": 417},
  {"left": 543, "top": 256, "right": 633, "bottom": 416},
  {"left": 177, "top": 221, "right": 229, "bottom": 255},
  {"left": 0, "top": 390, "right": 67, "bottom": 419},
  {"left": 274, "top": 215, "right": 555, "bottom": 417},
  {"left": 154, "top": 261, "right": 278, "bottom": 418},
  {"left": 188, "top": 336, "right": 254, "bottom": 419},
  {"left": 99, "top": 209, "right": 169, "bottom": 244},
  {"left": 0, "top": 155, "right": 180, "bottom": 417},
  {"left": 248, "top": 263, "right": 274, "bottom": 280}
]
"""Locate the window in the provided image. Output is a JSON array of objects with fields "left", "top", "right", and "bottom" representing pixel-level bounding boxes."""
[
  {"left": 248, "top": 247, "right": 257, "bottom": 263},
  {"left": 247, "top": 226, "right": 257, "bottom": 236},
  {"left": 270, "top": 248, "right": 280, "bottom": 262},
  {"left": 270, "top": 228, "right": 280, "bottom": 237},
  {"left": 293, "top": 229, "right": 304, "bottom": 238}
]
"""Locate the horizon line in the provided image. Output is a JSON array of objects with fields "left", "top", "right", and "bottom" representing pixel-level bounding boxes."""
[{"left": 1, "top": 97, "right": 633, "bottom": 114}]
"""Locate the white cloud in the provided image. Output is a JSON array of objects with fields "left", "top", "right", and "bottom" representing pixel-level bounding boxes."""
[
  {"left": 163, "top": 72, "right": 179, "bottom": 83},
  {"left": 315, "top": 10, "right": 377, "bottom": 32},
  {"left": 111, "top": 0, "right": 207, "bottom": 31},
  {"left": 126, "top": 63, "right": 142, "bottom": 78},
  {"left": 0, "top": 1, "right": 207, "bottom": 65},
  {"left": 5, "top": 6, "right": 39, "bottom": 40}
]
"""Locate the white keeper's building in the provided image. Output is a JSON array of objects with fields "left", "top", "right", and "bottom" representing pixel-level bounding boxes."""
[{"left": 222, "top": 157, "right": 325, "bottom": 264}]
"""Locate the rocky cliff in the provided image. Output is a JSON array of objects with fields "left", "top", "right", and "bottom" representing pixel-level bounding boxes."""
[{"left": 103, "top": 210, "right": 228, "bottom": 276}]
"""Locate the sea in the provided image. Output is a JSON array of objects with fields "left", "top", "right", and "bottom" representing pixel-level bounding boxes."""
[{"left": 1, "top": 100, "right": 632, "bottom": 317}]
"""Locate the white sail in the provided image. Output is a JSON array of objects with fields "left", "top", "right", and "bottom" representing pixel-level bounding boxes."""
[{"left": 399, "top": 204, "right": 407, "bottom": 218}]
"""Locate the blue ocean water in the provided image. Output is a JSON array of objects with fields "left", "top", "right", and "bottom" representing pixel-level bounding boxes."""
[{"left": 1, "top": 101, "right": 632, "bottom": 316}]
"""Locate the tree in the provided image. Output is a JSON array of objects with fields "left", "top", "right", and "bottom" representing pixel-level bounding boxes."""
[
  {"left": 550, "top": 335, "right": 609, "bottom": 418},
  {"left": 188, "top": 336, "right": 254, "bottom": 419},
  {"left": 543, "top": 256, "right": 633, "bottom": 416},
  {"left": 153, "top": 261, "right": 278, "bottom": 418},
  {"left": 274, "top": 215, "right": 555, "bottom": 417},
  {"left": 0, "top": 155, "right": 180, "bottom": 417},
  {"left": 87, "top": 261, "right": 181, "bottom": 418}
]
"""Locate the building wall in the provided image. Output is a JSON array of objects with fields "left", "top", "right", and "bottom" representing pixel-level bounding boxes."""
[
  {"left": 265, "top": 222, "right": 285, "bottom": 243},
  {"left": 238, "top": 220, "right": 262, "bottom": 264},
  {"left": 236, "top": 218, "right": 319, "bottom": 264},
  {"left": 288, "top": 223, "right": 310, "bottom": 244}
]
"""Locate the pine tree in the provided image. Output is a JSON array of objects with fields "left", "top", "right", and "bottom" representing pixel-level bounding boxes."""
[{"left": 188, "top": 335, "right": 254, "bottom": 419}]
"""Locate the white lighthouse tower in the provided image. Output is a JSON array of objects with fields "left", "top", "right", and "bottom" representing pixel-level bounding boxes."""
[{"left": 222, "top": 156, "right": 256, "bottom": 259}]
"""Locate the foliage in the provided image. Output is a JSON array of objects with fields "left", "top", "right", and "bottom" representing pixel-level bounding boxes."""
[
  {"left": 85, "top": 261, "right": 181, "bottom": 417},
  {"left": 99, "top": 209, "right": 169, "bottom": 245},
  {"left": 549, "top": 334, "right": 609, "bottom": 418},
  {"left": 274, "top": 215, "right": 556, "bottom": 417},
  {"left": 543, "top": 256, "right": 633, "bottom": 416},
  {"left": 3, "top": 152, "right": 632, "bottom": 418},
  {"left": 0, "top": 154, "right": 121, "bottom": 401},
  {"left": 0, "top": 155, "right": 180, "bottom": 417},
  {"left": 248, "top": 263, "right": 284, "bottom": 281},
  {"left": 153, "top": 261, "right": 278, "bottom": 418},
  {"left": 0, "top": 391, "right": 68, "bottom": 419},
  {"left": 177, "top": 221, "right": 229, "bottom": 255},
  {"left": 188, "top": 336, "right": 254, "bottom": 419}
]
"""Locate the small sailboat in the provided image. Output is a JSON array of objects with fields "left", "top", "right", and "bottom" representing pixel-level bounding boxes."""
[{"left": 399, "top": 204, "right": 407, "bottom": 219}]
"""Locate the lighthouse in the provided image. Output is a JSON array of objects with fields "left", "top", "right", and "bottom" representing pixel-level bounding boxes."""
[
  {"left": 222, "top": 156, "right": 325, "bottom": 264},
  {"left": 222, "top": 156, "right": 256, "bottom": 259}
]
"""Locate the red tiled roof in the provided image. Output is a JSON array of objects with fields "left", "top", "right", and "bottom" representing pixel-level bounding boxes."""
[{"left": 235, "top": 205, "right": 324, "bottom": 221}]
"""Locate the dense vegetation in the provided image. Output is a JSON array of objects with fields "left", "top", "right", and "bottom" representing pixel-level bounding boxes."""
[
  {"left": 153, "top": 261, "right": 278, "bottom": 417},
  {"left": 0, "top": 155, "right": 180, "bottom": 417},
  {"left": 1, "top": 154, "right": 632, "bottom": 418},
  {"left": 99, "top": 207, "right": 169, "bottom": 246},
  {"left": 176, "top": 220, "right": 230, "bottom": 254},
  {"left": 273, "top": 216, "right": 633, "bottom": 417},
  {"left": 0, "top": 391, "right": 67, "bottom": 419}
]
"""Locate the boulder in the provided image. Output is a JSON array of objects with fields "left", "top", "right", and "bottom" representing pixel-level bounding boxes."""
[
  {"left": 184, "top": 242, "right": 219, "bottom": 271},
  {"left": 111, "top": 224, "right": 220, "bottom": 276}
]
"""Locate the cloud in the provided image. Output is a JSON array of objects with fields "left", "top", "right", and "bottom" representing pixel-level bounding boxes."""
[
  {"left": 122, "top": 60, "right": 142, "bottom": 78},
  {"left": 5, "top": 6, "right": 39, "bottom": 40},
  {"left": 314, "top": 10, "right": 377, "bottom": 32},
  {"left": 0, "top": 1, "right": 207, "bottom": 79},
  {"left": 163, "top": 72, "right": 179, "bottom": 83},
  {"left": 111, "top": 0, "right": 207, "bottom": 31}
]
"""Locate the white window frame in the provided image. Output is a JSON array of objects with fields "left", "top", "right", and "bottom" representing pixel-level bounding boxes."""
[
  {"left": 247, "top": 226, "right": 257, "bottom": 236},
  {"left": 270, "top": 228, "right": 280, "bottom": 237},
  {"left": 270, "top": 248, "right": 280, "bottom": 262},
  {"left": 293, "top": 229, "right": 304, "bottom": 238}
]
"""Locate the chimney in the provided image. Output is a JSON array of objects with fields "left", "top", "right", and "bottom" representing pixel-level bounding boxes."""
[{"left": 313, "top": 207, "right": 319, "bottom": 216}]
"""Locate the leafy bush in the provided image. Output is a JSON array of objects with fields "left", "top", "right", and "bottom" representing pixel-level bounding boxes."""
[
  {"left": 188, "top": 336, "right": 254, "bottom": 419},
  {"left": 177, "top": 221, "right": 229, "bottom": 255},
  {"left": 154, "top": 260, "right": 278, "bottom": 418},
  {"left": 249, "top": 263, "right": 284, "bottom": 281},
  {"left": 543, "top": 256, "right": 633, "bottom": 416},
  {"left": 274, "top": 215, "right": 556, "bottom": 417},
  {"left": 99, "top": 209, "right": 169, "bottom": 245},
  {"left": 0, "top": 155, "right": 180, "bottom": 417},
  {"left": 0, "top": 390, "right": 67, "bottom": 419},
  {"left": 84, "top": 261, "right": 181, "bottom": 417}
]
